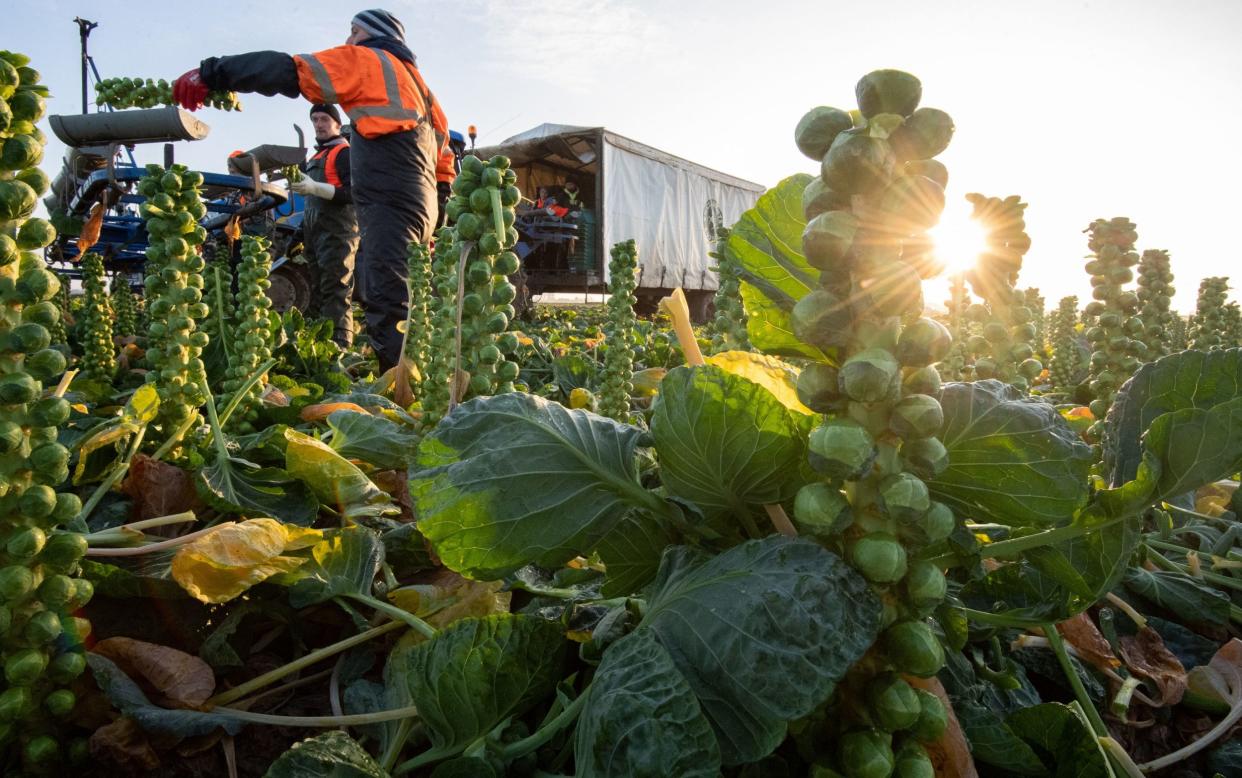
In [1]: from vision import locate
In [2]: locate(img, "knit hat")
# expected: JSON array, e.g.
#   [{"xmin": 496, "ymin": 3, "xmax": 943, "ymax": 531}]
[
  {"xmin": 309, "ymin": 103, "xmax": 342, "ymax": 125},
  {"xmin": 352, "ymin": 9, "xmax": 405, "ymax": 41}
]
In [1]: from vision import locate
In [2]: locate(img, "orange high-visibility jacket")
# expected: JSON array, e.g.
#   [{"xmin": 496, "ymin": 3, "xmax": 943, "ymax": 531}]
[{"xmin": 293, "ymin": 46, "xmax": 453, "ymax": 181}]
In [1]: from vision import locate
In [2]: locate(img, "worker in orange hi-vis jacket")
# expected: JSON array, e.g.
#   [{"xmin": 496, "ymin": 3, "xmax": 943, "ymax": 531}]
[{"xmin": 173, "ymin": 9, "xmax": 456, "ymax": 371}]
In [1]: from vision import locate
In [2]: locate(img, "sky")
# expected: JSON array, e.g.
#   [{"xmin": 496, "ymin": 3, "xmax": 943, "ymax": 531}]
[{"xmin": 12, "ymin": 0, "xmax": 1241, "ymax": 314}]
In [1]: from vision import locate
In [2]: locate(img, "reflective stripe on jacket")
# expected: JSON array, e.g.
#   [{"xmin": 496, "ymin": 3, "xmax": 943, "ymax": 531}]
[{"xmin": 293, "ymin": 46, "xmax": 448, "ymax": 145}]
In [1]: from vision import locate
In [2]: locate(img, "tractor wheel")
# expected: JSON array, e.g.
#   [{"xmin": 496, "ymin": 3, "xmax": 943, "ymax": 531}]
[{"xmin": 268, "ymin": 262, "xmax": 312, "ymax": 313}]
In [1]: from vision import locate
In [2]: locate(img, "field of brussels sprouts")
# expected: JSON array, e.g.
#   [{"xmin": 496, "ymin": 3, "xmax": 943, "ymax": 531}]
[{"xmin": 4, "ymin": 46, "xmax": 1242, "ymax": 778}]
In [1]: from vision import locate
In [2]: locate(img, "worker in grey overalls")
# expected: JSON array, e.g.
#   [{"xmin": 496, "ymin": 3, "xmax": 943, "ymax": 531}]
[{"xmin": 291, "ymin": 103, "xmax": 359, "ymax": 348}]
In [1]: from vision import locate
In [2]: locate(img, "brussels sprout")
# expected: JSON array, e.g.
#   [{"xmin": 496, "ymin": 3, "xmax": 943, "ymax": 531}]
[
  {"xmin": 802, "ymin": 176, "xmax": 852, "ymax": 221},
  {"xmin": 803, "ymin": 211, "xmax": 858, "ymax": 272},
  {"xmin": 878, "ymin": 175, "xmax": 945, "ymax": 233},
  {"xmin": 794, "ymin": 482, "xmax": 853, "ymax": 537},
  {"xmin": 5, "ymin": 648, "xmax": 48, "ymax": 686},
  {"xmin": 867, "ymin": 673, "xmax": 921, "ymax": 732},
  {"xmin": 24, "ymin": 609, "xmax": 62, "ymax": 644},
  {"xmin": 24, "ymin": 734, "xmax": 58, "ymax": 764},
  {"xmin": 889, "ymin": 107, "xmax": 955, "ymax": 162},
  {"xmin": 795, "ymin": 106, "xmax": 854, "ymax": 161},
  {"xmin": 840, "ymin": 348, "xmax": 901, "ymax": 403},
  {"xmin": 896, "ymin": 318, "xmax": 952, "ymax": 367},
  {"xmin": 40, "ymin": 533, "xmax": 87, "ymax": 573},
  {"xmin": 797, "ymin": 363, "xmax": 842, "ymax": 412},
  {"xmin": 0, "ymin": 687, "xmax": 31, "ymax": 721},
  {"xmin": 44, "ymin": 689, "xmax": 75, "ymax": 718},
  {"xmin": 838, "ymin": 728, "xmax": 895, "ymax": 778},
  {"xmin": 883, "ymin": 620, "xmax": 945, "ymax": 677},
  {"xmin": 889, "ymin": 394, "xmax": 943, "ymax": 440},
  {"xmin": 902, "ymin": 365, "xmax": 941, "ymax": 397},
  {"xmin": 849, "ymin": 532, "xmax": 908, "ymax": 583},
  {"xmin": 855, "ymin": 69, "xmax": 922, "ymax": 118},
  {"xmin": 47, "ymin": 651, "xmax": 86, "ymax": 683},
  {"xmin": 6, "ymin": 526, "xmax": 45, "ymax": 558},
  {"xmin": 808, "ymin": 418, "xmax": 877, "ymax": 480},
  {"xmin": 821, "ymin": 131, "xmax": 896, "ymax": 196},
  {"xmin": 878, "ymin": 472, "xmax": 930, "ymax": 523},
  {"xmin": 0, "ymin": 566, "xmax": 35, "ymax": 601},
  {"xmin": 792, "ymin": 289, "xmax": 853, "ymax": 351},
  {"xmin": 909, "ymin": 689, "xmax": 948, "ymax": 742},
  {"xmin": 900, "ymin": 436, "xmax": 949, "ymax": 479},
  {"xmin": 903, "ymin": 560, "xmax": 947, "ymax": 612},
  {"xmin": 893, "ymin": 741, "xmax": 935, "ymax": 778}
]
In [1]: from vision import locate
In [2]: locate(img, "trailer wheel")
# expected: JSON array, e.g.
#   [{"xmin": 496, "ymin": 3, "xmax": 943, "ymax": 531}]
[
  {"xmin": 684, "ymin": 290, "xmax": 714, "ymax": 324},
  {"xmin": 268, "ymin": 262, "xmax": 312, "ymax": 313}
]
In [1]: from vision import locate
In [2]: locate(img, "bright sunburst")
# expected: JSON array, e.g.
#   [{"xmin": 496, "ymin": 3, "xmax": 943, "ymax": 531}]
[{"xmin": 928, "ymin": 198, "xmax": 989, "ymax": 275}]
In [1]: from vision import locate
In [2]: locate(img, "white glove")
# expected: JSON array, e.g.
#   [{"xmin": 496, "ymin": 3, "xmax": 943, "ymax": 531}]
[{"xmin": 291, "ymin": 177, "xmax": 335, "ymax": 200}]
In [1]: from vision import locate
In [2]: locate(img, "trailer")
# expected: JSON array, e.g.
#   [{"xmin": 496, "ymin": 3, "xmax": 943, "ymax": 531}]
[{"xmin": 472, "ymin": 124, "xmax": 764, "ymax": 319}]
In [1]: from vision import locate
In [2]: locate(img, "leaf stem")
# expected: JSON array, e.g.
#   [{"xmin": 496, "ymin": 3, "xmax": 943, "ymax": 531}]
[
  {"xmin": 212, "ymin": 704, "xmax": 419, "ymax": 727},
  {"xmin": 75, "ymin": 426, "xmax": 147, "ymax": 525},
  {"xmin": 208, "ymin": 620, "xmax": 405, "ymax": 707},
  {"xmin": 1043, "ymin": 623, "xmax": 1110, "ymax": 737},
  {"xmin": 340, "ymin": 592, "xmax": 437, "ymax": 640},
  {"xmin": 1138, "ymin": 693, "xmax": 1242, "ymax": 772},
  {"xmin": 499, "ymin": 689, "xmax": 588, "ymax": 761},
  {"xmin": 1147, "ymin": 547, "xmax": 1242, "ymax": 592},
  {"xmin": 85, "ymin": 523, "xmax": 217, "ymax": 557}
]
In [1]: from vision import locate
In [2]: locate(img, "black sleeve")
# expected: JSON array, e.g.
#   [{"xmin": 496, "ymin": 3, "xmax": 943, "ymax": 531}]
[
  {"xmin": 330, "ymin": 145, "xmax": 352, "ymax": 205},
  {"xmin": 200, "ymin": 51, "xmax": 300, "ymax": 98}
]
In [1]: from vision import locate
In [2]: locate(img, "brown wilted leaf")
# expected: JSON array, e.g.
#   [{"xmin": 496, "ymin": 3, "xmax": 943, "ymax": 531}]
[
  {"xmin": 224, "ymin": 214, "xmax": 241, "ymax": 246},
  {"xmin": 905, "ymin": 676, "xmax": 978, "ymax": 778},
  {"xmin": 93, "ymin": 637, "xmax": 216, "ymax": 708},
  {"xmin": 121, "ymin": 454, "xmax": 205, "ymax": 521},
  {"xmin": 1058, "ymin": 612, "xmax": 1123, "ymax": 674},
  {"xmin": 260, "ymin": 384, "xmax": 290, "ymax": 407},
  {"xmin": 373, "ymin": 469, "xmax": 414, "ymax": 522},
  {"xmin": 90, "ymin": 716, "xmax": 161, "ymax": 772},
  {"xmin": 1186, "ymin": 637, "xmax": 1242, "ymax": 708},
  {"xmin": 1118, "ymin": 627, "xmax": 1187, "ymax": 707},
  {"xmin": 77, "ymin": 201, "xmax": 106, "ymax": 256},
  {"xmin": 299, "ymin": 401, "xmax": 370, "ymax": 423}
]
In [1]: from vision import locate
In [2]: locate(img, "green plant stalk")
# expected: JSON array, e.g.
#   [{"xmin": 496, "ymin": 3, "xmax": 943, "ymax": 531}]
[
  {"xmin": 211, "ymin": 264, "xmax": 233, "ymax": 363},
  {"xmin": 208, "ymin": 620, "xmax": 406, "ymax": 706},
  {"xmin": 599, "ymin": 240, "xmax": 638, "ymax": 421},
  {"xmin": 80, "ymin": 252, "xmax": 117, "ymax": 380},
  {"xmin": 499, "ymin": 690, "xmax": 589, "ymax": 761},
  {"xmin": 211, "ymin": 704, "xmax": 419, "ymax": 727},
  {"xmin": 83, "ymin": 511, "xmax": 196, "ymax": 546},
  {"xmin": 75, "ymin": 426, "xmax": 148, "ymax": 525},
  {"xmin": 338, "ymin": 592, "xmax": 437, "ymax": 640},
  {"xmin": 1043, "ymin": 623, "xmax": 1110, "ymax": 737}
]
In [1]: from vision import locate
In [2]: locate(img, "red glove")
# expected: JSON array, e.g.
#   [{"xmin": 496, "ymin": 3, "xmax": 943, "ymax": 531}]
[{"xmin": 172, "ymin": 69, "xmax": 209, "ymax": 110}]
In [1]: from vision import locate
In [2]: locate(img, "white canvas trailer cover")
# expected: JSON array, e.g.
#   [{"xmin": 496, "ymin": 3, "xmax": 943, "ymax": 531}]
[{"xmin": 473, "ymin": 123, "xmax": 764, "ymax": 291}]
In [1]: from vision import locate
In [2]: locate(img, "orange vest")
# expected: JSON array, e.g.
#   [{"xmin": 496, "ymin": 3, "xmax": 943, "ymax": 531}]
[
  {"xmin": 310, "ymin": 141, "xmax": 348, "ymax": 187},
  {"xmin": 293, "ymin": 45, "xmax": 450, "ymax": 162},
  {"xmin": 436, "ymin": 147, "xmax": 456, "ymax": 184}
]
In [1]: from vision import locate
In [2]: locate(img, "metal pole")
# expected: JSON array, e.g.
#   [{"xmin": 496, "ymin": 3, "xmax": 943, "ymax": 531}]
[{"xmin": 74, "ymin": 17, "xmax": 98, "ymax": 115}]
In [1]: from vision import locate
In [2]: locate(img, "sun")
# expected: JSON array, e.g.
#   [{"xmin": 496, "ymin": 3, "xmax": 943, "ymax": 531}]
[{"xmin": 928, "ymin": 198, "xmax": 989, "ymax": 275}]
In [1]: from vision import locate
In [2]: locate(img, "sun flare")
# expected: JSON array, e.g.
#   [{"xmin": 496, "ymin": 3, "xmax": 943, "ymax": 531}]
[{"xmin": 929, "ymin": 199, "xmax": 989, "ymax": 275}]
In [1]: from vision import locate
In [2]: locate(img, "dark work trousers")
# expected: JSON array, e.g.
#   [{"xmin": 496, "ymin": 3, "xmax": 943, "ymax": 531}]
[
  {"xmin": 302, "ymin": 153, "xmax": 359, "ymax": 349},
  {"xmin": 350, "ymin": 123, "xmax": 439, "ymax": 372}
]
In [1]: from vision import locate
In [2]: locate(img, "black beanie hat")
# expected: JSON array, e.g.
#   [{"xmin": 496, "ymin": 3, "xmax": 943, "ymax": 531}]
[{"xmin": 310, "ymin": 103, "xmax": 342, "ymax": 125}]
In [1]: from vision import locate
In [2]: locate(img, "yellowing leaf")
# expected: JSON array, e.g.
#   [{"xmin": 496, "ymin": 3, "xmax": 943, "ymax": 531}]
[
  {"xmin": 299, "ymin": 402, "xmax": 371, "ymax": 423},
  {"xmin": 73, "ymin": 384, "xmax": 162, "ymax": 483},
  {"xmin": 394, "ymin": 572, "xmax": 511, "ymax": 650},
  {"xmin": 706, "ymin": 350, "xmax": 813, "ymax": 415},
  {"xmin": 1196, "ymin": 480, "xmax": 1239, "ymax": 517},
  {"xmin": 171, "ymin": 518, "xmax": 320, "ymax": 604},
  {"xmin": 285, "ymin": 428, "xmax": 397, "ymax": 519},
  {"xmin": 630, "ymin": 367, "xmax": 667, "ymax": 396}
]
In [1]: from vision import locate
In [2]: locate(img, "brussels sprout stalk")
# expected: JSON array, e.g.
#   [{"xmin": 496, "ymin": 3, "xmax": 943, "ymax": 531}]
[
  {"xmin": 0, "ymin": 52, "xmax": 92, "ymax": 768},
  {"xmin": 599, "ymin": 240, "xmax": 638, "ymax": 421},
  {"xmin": 962, "ymin": 194, "xmax": 1041, "ymax": 393},
  {"xmin": 1080, "ymin": 218, "xmax": 1145, "ymax": 442},
  {"xmin": 1048, "ymin": 296, "xmax": 1080, "ymax": 396}
]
